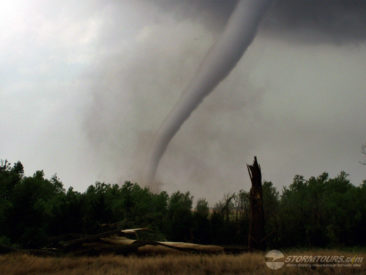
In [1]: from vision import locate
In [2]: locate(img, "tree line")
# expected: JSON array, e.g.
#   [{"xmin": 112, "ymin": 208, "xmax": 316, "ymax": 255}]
[{"xmin": 0, "ymin": 160, "xmax": 365, "ymax": 249}]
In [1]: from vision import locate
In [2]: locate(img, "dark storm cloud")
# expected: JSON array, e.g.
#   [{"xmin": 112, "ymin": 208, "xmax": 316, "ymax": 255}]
[
  {"xmin": 147, "ymin": 0, "xmax": 237, "ymax": 30},
  {"xmin": 266, "ymin": 0, "xmax": 366, "ymax": 43},
  {"xmin": 148, "ymin": 0, "xmax": 366, "ymax": 43}
]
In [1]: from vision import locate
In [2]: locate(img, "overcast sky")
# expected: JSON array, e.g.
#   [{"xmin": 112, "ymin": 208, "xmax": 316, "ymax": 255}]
[{"xmin": 1, "ymin": 0, "xmax": 366, "ymax": 204}]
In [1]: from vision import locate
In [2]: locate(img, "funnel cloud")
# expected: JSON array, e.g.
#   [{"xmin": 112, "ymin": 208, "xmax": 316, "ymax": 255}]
[{"xmin": 147, "ymin": 0, "xmax": 272, "ymax": 189}]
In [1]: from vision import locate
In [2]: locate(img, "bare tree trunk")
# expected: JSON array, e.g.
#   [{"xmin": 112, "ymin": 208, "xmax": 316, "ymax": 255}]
[{"xmin": 247, "ymin": 156, "xmax": 265, "ymax": 251}]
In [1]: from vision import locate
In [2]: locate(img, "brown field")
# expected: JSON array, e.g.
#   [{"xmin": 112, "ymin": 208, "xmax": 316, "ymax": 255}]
[{"xmin": 0, "ymin": 250, "xmax": 364, "ymax": 275}]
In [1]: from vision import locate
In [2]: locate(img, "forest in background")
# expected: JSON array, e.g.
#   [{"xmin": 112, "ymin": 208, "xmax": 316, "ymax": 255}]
[{"xmin": 0, "ymin": 160, "xmax": 365, "ymax": 249}]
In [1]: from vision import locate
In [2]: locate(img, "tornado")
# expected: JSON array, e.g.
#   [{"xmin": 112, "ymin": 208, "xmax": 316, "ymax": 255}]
[{"xmin": 147, "ymin": 0, "xmax": 272, "ymax": 188}]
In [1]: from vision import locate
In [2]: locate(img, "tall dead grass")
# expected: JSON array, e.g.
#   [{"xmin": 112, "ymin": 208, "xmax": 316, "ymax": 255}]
[{"xmin": 0, "ymin": 250, "xmax": 364, "ymax": 275}]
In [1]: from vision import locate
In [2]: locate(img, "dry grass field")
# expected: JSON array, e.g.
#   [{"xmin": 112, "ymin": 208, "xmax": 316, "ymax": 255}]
[{"xmin": 0, "ymin": 250, "xmax": 364, "ymax": 275}]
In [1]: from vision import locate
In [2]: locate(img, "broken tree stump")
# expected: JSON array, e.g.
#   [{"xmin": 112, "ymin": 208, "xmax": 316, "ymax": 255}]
[{"xmin": 247, "ymin": 156, "xmax": 265, "ymax": 251}]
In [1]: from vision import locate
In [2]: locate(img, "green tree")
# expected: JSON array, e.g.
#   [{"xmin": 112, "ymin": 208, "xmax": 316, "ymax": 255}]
[
  {"xmin": 166, "ymin": 191, "xmax": 193, "ymax": 241},
  {"xmin": 192, "ymin": 199, "xmax": 210, "ymax": 243},
  {"xmin": 7, "ymin": 170, "xmax": 65, "ymax": 247},
  {"xmin": 262, "ymin": 181, "xmax": 280, "ymax": 247}
]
